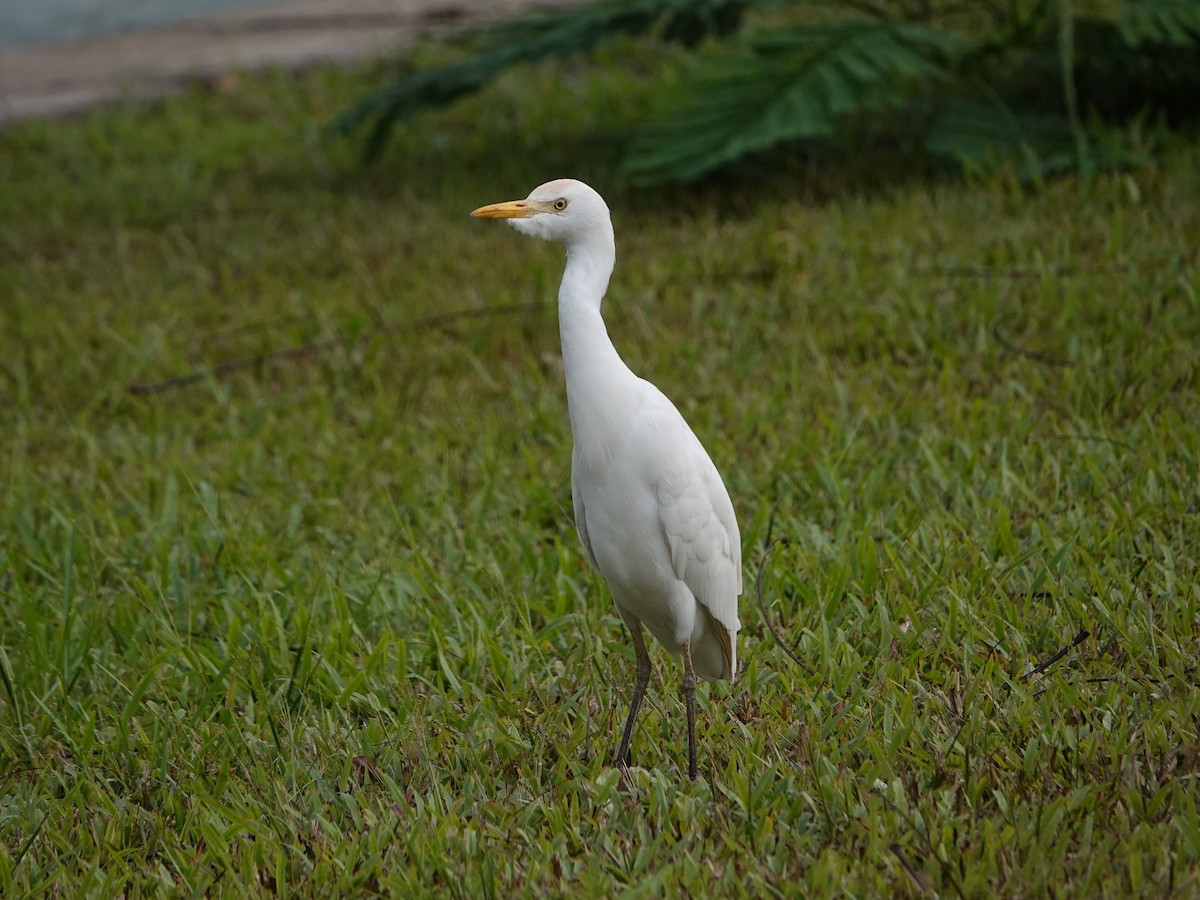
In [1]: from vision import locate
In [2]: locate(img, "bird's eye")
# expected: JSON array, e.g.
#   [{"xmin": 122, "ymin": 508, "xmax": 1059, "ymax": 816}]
[{"xmin": 553, "ymin": 199, "xmax": 569, "ymax": 211}]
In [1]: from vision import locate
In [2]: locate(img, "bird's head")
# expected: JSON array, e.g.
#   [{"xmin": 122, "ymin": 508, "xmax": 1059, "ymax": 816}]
[{"xmin": 471, "ymin": 178, "xmax": 612, "ymax": 247}]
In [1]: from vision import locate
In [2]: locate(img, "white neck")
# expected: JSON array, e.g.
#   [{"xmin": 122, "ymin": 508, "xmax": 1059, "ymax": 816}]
[{"xmin": 556, "ymin": 227, "xmax": 641, "ymax": 449}]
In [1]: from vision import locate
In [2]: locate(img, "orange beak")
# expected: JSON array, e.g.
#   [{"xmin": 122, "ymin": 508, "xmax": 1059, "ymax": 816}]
[{"xmin": 471, "ymin": 199, "xmax": 540, "ymax": 219}]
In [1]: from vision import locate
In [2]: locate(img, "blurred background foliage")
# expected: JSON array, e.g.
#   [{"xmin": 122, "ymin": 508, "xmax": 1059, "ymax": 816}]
[{"xmin": 334, "ymin": 0, "xmax": 1200, "ymax": 183}]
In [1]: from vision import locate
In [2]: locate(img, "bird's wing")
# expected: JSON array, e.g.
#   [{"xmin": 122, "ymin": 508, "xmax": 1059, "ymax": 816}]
[
  {"xmin": 654, "ymin": 434, "xmax": 743, "ymax": 640},
  {"xmin": 571, "ymin": 470, "xmax": 600, "ymax": 570}
]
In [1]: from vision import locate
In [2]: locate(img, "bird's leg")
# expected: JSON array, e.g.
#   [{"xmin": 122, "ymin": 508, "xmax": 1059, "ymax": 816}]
[
  {"xmin": 615, "ymin": 625, "xmax": 652, "ymax": 771},
  {"xmin": 682, "ymin": 641, "xmax": 697, "ymax": 780}
]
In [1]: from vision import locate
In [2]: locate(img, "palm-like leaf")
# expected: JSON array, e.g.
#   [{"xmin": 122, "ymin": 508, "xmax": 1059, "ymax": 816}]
[
  {"xmin": 623, "ymin": 21, "xmax": 970, "ymax": 182},
  {"xmin": 1118, "ymin": 0, "xmax": 1200, "ymax": 46},
  {"xmin": 922, "ymin": 96, "xmax": 1079, "ymax": 175},
  {"xmin": 334, "ymin": 0, "xmax": 1200, "ymax": 181},
  {"xmin": 331, "ymin": 0, "xmax": 763, "ymax": 160}
]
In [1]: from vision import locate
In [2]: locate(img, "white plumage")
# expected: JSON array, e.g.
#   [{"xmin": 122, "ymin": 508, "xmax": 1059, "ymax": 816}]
[{"xmin": 472, "ymin": 178, "xmax": 741, "ymax": 779}]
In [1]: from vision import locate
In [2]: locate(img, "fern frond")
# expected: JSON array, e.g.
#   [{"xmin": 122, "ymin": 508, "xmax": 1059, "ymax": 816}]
[
  {"xmin": 624, "ymin": 20, "xmax": 970, "ymax": 183},
  {"xmin": 335, "ymin": 0, "xmax": 1199, "ymax": 181},
  {"xmin": 924, "ymin": 97, "xmax": 1072, "ymax": 169},
  {"xmin": 331, "ymin": 0, "xmax": 767, "ymax": 160},
  {"xmin": 1118, "ymin": 0, "xmax": 1200, "ymax": 47},
  {"xmin": 923, "ymin": 96, "xmax": 1141, "ymax": 181}
]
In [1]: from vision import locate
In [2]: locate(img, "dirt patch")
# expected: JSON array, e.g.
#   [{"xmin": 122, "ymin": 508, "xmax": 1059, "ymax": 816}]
[{"xmin": 0, "ymin": 0, "xmax": 571, "ymax": 123}]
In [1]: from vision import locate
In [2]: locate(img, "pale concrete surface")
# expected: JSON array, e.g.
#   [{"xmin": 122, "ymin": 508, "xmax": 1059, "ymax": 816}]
[{"xmin": 0, "ymin": 0, "xmax": 563, "ymax": 123}]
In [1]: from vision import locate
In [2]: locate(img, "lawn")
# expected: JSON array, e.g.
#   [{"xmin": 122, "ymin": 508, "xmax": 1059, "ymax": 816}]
[{"xmin": 1, "ymin": 43, "xmax": 1198, "ymax": 897}]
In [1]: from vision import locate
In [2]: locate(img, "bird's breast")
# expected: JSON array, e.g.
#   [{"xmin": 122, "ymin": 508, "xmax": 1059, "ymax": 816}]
[{"xmin": 571, "ymin": 406, "xmax": 675, "ymax": 588}]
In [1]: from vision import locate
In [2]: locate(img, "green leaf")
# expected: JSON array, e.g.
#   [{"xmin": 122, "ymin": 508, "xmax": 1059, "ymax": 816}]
[
  {"xmin": 923, "ymin": 96, "xmax": 1142, "ymax": 181},
  {"xmin": 624, "ymin": 21, "xmax": 971, "ymax": 183},
  {"xmin": 923, "ymin": 96, "xmax": 1073, "ymax": 170},
  {"xmin": 1118, "ymin": 0, "xmax": 1200, "ymax": 47},
  {"xmin": 330, "ymin": 0, "xmax": 765, "ymax": 160}
]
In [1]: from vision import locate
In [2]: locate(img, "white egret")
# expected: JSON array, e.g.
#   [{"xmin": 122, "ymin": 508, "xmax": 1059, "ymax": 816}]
[{"xmin": 472, "ymin": 179, "xmax": 741, "ymax": 780}]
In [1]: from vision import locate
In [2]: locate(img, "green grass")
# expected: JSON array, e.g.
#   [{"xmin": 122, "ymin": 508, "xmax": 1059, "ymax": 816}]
[{"xmin": 1, "ymin": 44, "xmax": 1199, "ymax": 897}]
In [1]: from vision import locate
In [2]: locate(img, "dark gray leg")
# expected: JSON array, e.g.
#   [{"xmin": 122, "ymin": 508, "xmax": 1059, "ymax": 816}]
[
  {"xmin": 683, "ymin": 641, "xmax": 697, "ymax": 780},
  {"xmin": 615, "ymin": 625, "xmax": 652, "ymax": 770}
]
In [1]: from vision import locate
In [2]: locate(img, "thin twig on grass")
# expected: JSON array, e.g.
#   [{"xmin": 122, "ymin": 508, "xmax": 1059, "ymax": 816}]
[
  {"xmin": 991, "ymin": 316, "xmax": 1072, "ymax": 367},
  {"xmin": 1082, "ymin": 670, "xmax": 1199, "ymax": 686},
  {"xmin": 128, "ymin": 301, "xmax": 543, "ymax": 396},
  {"xmin": 1025, "ymin": 629, "xmax": 1090, "ymax": 679},
  {"xmin": 918, "ymin": 250, "xmax": 1196, "ymax": 280},
  {"xmin": 926, "ymin": 264, "xmax": 1091, "ymax": 279},
  {"xmin": 756, "ymin": 538, "xmax": 819, "ymax": 678},
  {"xmin": 186, "ymin": 312, "xmax": 314, "ymax": 360}
]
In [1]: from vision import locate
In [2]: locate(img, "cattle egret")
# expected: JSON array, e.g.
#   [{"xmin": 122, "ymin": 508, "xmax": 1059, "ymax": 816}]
[{"xmin": 472, "ymin": 179, "xmax": 741, "ymax": 780}]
